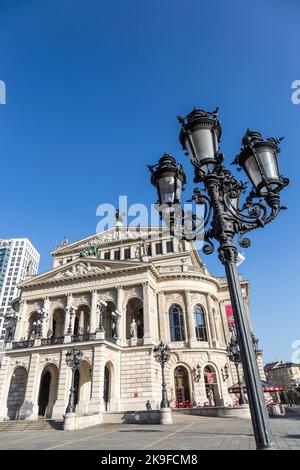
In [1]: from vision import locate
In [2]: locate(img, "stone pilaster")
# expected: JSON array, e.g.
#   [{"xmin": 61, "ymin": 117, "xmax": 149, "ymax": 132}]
[
  {"xmin": 157, "ymin": 292, "xmax": 166, "ymax": 342},
  {"xmin": 89, "ymin": 290, "xmax": 98, "ymax": 333},
  {"xmin": 0, "ymin": 355, "xmax": 10, "ymax": 420},
  {"xmin": 41, "ymin": 297, "xmax": 50, "ymax": 338},
  {"xmin": 14, "ymin": 300, "xmax": 27, "ymax": 341},
  {"xmin": 206, "ymin": 294, "xmax": 218, "ymax": 348},
  {"xmin": 64, "ymin": 293, "xmax": 74, "ymax": 335},
  {"xmin": 142, "ymin": 282, "xmax": 153, "ymax": 345},
  {"xmin": 116, "ymin": 286, "xmax": 124, "ymax": 345},
  {"xmin": 19, "ymin": 352, "xmax": 40, "ymax": 420},
  {"xmin": 88, "ymin": 344, "xmax": 106, "ymax": 414},
  {"xmin": 52, "ymin": 350, "xmax": 70, "ymax": 418},
  {"xmin": 184, "ymin": 290, "xmax": 197, "ymax": 347}
]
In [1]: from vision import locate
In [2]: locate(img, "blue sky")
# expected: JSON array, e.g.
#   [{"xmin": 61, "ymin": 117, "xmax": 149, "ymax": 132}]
[{"xmin": 0, "ymin": 0, "xmax": 299, "ymax": 363}]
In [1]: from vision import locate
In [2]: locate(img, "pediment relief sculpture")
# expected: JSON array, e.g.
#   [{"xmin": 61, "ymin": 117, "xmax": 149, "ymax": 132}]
[{"xmin": 54, "ymin": 262, "xmax": 111, "ymax": 279}]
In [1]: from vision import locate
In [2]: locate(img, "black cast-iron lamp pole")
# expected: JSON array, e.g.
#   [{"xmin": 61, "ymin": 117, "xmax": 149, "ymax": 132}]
[
  {"xmin": 65, "ymin": 347, "xmax": 84, "ymax": 414},
  {"xmin": 153, "ymin": 341, "xmax": 171, "ymax": 408},
  {"xmin": 148, "ymin": 107, "xmax": 289, "ymax": 450}
]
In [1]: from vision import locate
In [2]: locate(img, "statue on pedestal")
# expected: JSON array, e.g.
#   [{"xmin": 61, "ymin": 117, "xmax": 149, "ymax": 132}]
[{"xmin": 130, "ymin": 318, "xmax": 137, "ymax": 339}]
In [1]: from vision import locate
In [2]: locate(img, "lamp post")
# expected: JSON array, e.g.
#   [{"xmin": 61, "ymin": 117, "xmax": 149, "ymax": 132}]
[
  {"xmin": 192, "ymin": 363, "xmax": 202, "ymax": 383},
  {"xmin": 153, "ymin": 341, "xmax": 171, "ymax": 408},
  {"xmin": 221, "ymin": 364, "xmax": 229, "ymax": 382},
  {"xmin": 66, "ymin": 303, "xmax": 77, "ymax": 335},
  {"xmin": 227, "ymin": 334, "xmax": 247, "ymax": 405},
  {"xmin": 65, "ymin": 347, "xmax": 83, "ymax": 414},
  {"xmin": 4, "ymin": 310, "xmax": 19, "ymax": 341},
  {"xmin": 96, "ymin": 300, "xmax": 107, "ymax": 332},
  {"xmin": 33, "ymin": 307, "xmax": 48, "ymax": 338},
  {"xmin": 148, "ymin": 107, "xmax": 289, "ymax": 449}
]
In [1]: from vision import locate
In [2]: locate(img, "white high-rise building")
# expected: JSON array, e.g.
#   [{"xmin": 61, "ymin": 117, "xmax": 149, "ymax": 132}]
[{"xmin": 0, "ymin": 238, "xmax": 40, "ymax": 340}]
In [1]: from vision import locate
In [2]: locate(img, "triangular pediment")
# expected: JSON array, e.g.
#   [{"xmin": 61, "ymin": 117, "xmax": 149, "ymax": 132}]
[{"xmin": 19, "ymin": 257, "xmax": 150, "ymax": 287}]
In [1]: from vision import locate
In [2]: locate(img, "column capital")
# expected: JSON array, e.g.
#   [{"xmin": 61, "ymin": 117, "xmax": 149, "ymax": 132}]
[{"xmin": 184, "ymin": 289, "xmax": 192, "ymax": 297}]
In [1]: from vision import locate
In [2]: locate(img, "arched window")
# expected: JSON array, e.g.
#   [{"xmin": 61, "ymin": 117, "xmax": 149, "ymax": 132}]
[
  {"xmin": 169, "ymin": 304, "xmax": 185, "ymax": 342},
  {"xmin": 194, "ymin": 305, "xmax": 208, "ymax": 341}
]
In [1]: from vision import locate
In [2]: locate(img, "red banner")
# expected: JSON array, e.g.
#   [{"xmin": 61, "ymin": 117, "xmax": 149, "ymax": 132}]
[{"xmin": 225, "ymin": 305, "xmax": 235, "ymax": 325}]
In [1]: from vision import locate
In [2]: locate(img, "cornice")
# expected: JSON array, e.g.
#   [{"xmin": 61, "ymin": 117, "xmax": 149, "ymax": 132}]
[{"xmin": 21, "ymin": 263, "xmax": 159, "ymax": 291}]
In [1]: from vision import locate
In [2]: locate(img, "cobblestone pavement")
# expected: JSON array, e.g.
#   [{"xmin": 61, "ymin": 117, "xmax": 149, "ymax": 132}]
[{"xmin": 0, "ymin": 413, "xmax": 299, "ymax": 450}]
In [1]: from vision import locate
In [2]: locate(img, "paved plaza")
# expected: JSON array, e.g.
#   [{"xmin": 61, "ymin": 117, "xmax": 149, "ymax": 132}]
[{"xmin": 0, "ymin": 412, "xmax": 299, "ymax": 450}]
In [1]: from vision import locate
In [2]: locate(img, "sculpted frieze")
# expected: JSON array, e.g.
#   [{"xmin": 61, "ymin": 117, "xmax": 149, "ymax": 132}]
[{"xmin": 54, "ymin": 262, "xmax": 111, "ymax": 279}]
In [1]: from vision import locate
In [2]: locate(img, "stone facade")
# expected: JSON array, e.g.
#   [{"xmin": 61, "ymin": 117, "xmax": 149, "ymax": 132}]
[{"xmin": 0, "ymin": 226, "xmax": 264, "ymax": 421}]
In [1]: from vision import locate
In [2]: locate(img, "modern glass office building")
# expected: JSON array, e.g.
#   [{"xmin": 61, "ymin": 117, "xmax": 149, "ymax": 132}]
[{"xmin": 0, "ymin": 239, "xmax": 40, "ymax": 341}]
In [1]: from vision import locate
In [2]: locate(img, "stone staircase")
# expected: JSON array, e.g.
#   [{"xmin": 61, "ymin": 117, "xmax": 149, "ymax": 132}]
[{"xmin": 0, "ymin": 418, "xmax": 64, "ymax": 432}]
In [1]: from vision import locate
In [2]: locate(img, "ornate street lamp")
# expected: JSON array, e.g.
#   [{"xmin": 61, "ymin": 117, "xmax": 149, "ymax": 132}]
[
  {"xmin": 96, "ymin": 300, "xmax": 107, "ymax": 332},
  {"xmin": 4, "ymin": 310, "xmax": 19, "ymax": 341},
  {"xmin": 221, "ymin": 364, "xmax": 229, "ymax": 382},
  {"xmin": 149, "ymin": 153, "xmax": 186, "ymax": 206},
  {"xmin": 32, "ymin": 307, "xmax": 48, "ymax": 338},
  {"xmin": 235, "ymin": 130, "xmax": 288, "ymax": 198},
  {"xmin": 149, "ymin": 106, "xmax": 289, "ymax": 449},
  {"xmin": 192, "ymin": 363, "xmax": 202, "ymax": 383},
  {"xmin": 153, "ymin": 341, "xmax": 171, "ymax": 408},
  {"xmin": 66, "ymin": 303, "xmax": 77, "ymax": 335},
  {"xmin": 227, "ymin": 335, "xmax": 247, "ymax": 405},
  {"xmin": 251, "ymin": 333, "xmax": 259, "ymax": 354},
  {"xmin": 65, "ymin": 347, "xmax": 83, "ymax": 414}
]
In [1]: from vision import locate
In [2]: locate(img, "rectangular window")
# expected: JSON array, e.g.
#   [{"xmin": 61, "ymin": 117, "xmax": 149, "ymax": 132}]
[
  {"xmin": 147, "ymin": 244, "xmax": 152, "ymax": 256},
  {"xmin": 104, "ymin": 251, "xmax": 110, "ymax": 260},
  {"xmin": 155, "ymin": 242, "xmax": 162, "ymax": 255},
  {"xmin": 114, "ymin": 250, "xmax": 120, "ymax": 260},
  {"xmin": 166, "ymin": 241, "xmax": 174, "ymax": 253},
  {"xmin": 124, "ymin": 248, "xmax": 131, "ymax": 259}
]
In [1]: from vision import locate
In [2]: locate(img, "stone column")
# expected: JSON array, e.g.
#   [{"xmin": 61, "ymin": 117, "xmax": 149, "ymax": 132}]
[
  {"xmin": 0, "ymin": 355, "xmax": 10, "ymax": 420},
  {"xmin": 52, "ymin": 350, "xmax": 70, "ymax": 418},
  {"xmin": 88, "ymin": 344, "xmax": 107, "ymax": 414},
  {"xmin": 219, "ymin": 301, "xmax": 230, "ymax": 345},
  {"xmin": 14, "ymin": 300, "xmax": 28, "ymax": 341},
  {"xmin": 217, "ymin": 301, "xmax": 228, "ymax": 346},
  {"xmin": 116, "ymin": 286, "xmax": 124, "ymax": 345},
  {"xmin": 157, "ymin": 292, "xmax": 166, "ymax": 342},
  {"xmin": 142, "ymin": 282, "xmax": 152, "ymax": 345},
  {"xmin": 78, "ymin": 309, "xmax": 84, "ymax": 334},
  {"xmin": 89, "ymin": 290, "xmax": 98, "ymax": 333},
  {"xmin": 41, "ymin": 297, "xmax": 50, "ymax": 338},
  {"xmin": 184, "ymin": 290, "xmax": 197, "ymax": 347},
  {"xmin": 205, "ymin": 294, "xmax": 218, "ymax": 348},
  {"xmin": 19, "ymin": 352, "xmax": 40, "ymax": 420}
]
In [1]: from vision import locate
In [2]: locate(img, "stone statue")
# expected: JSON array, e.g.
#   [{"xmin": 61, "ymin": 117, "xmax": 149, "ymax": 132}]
[
  {"xmin": 26, "ymin": 260, "xmax": 33, "ymax": 277},
  {"xmin": 130, "ymin": 318, "xmax": 137, "ymax": 338},
  {"xmin": 207, "ymin": 386, "xmax": 215, "ymax": 407}
]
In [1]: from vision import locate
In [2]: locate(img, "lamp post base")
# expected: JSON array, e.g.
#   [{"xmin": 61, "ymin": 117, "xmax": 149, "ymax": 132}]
[{"xmin": 160, "ymin": 407, "xmax": 172, "ymax": 425}]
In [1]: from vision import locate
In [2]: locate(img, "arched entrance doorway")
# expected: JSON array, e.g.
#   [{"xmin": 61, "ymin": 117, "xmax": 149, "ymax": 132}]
[
  {"xmin": 174, "ymin": 366, "xmax": 191, "ymax": 406},
  {"xmin": 204, "ymin": 365, "xmax": 220, "ymax": 406},
  {"xmin": 37, "ymin": 364, "xmax": 59, "ymax": 418},
  {"xmin": 104, "ymin": 366, "xmax": 110, "ymax": 411},
  {"xmin": 38, "ymin": 371, "xmax": 51, "ymax": 416},
  {"xmin": 6, "ymin": 366, "xmax": 28, "ymax": 420}
]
